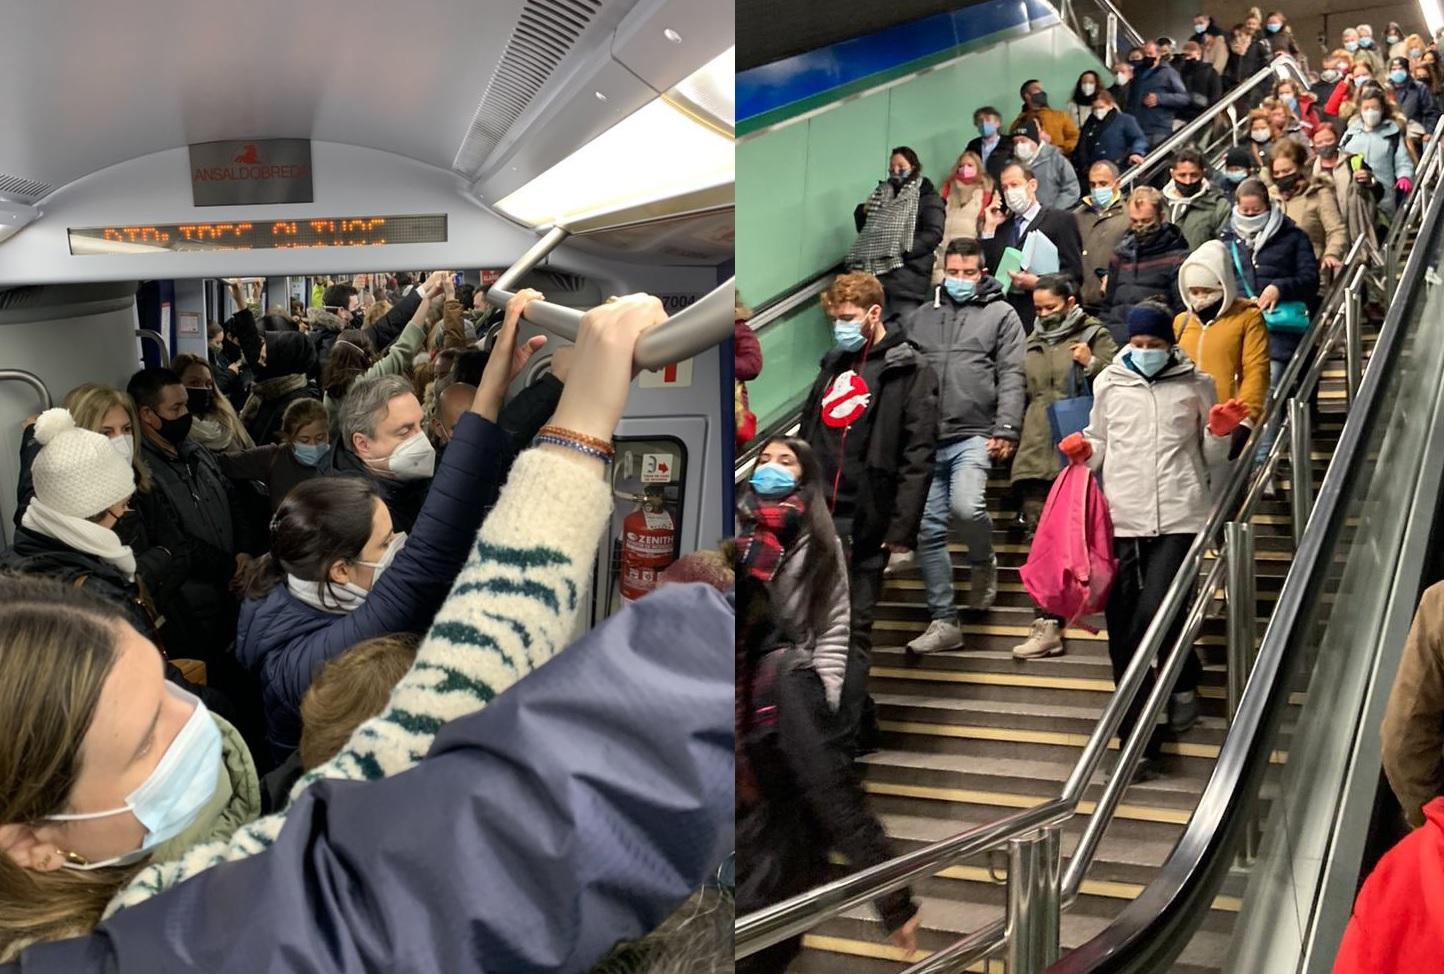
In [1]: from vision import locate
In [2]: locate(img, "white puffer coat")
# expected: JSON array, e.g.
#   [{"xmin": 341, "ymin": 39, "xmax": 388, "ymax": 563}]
[{"xmin": 1082, "ymin": 354, "xmax": 1231, "ymax": 538}]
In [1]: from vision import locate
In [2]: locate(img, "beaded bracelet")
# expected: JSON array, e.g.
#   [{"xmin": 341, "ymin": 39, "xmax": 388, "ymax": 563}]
[
  {"xmin": 534, "ymin": 433, "xmax": 612, "ymax": 463},
  {"xmin": 537, "ymin": 424, "xmax": 615, "ymax": 457}
]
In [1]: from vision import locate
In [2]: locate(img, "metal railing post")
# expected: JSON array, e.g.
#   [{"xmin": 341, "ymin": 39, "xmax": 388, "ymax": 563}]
[
  {"xmin": 1225, "ymin": 521, "xmax": 1261, "ymax": 865},
  {"xmin": 1006, "ymin": 827, "xmax": 1061, "ymax": 974},
  {"xmin": 1345, "ymin": 279, "xmax": 1364, "ymax": 405},
  {"xmin": 1105, "ymin": 12, "xmax": 1118, "ymax": 67},
  {"xmin": 1289, "ymin": 399, "xmax": 1313, "ymax": 544}
]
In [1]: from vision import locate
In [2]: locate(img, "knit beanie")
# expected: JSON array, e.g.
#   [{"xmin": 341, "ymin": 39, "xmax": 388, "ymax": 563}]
[
  {"xmin": 1225, "ymin": 146, "xmax": 1254, "ymax": 170},
  {"xmin": 1126, "ymin": 303, "xmax": 1176, "ymax": 345},
  {"xmin": 1010, "ymin": 120, "xmax": 1042, "ymax": 145},
  {"xmin": 31, "ymin": 408, "xmax": 135, "ymax": 518}
]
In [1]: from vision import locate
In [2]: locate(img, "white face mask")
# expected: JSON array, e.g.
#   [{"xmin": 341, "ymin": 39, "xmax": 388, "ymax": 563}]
[
  {"xmin": 109, "ymin": 434, "xmax": 134, "ymax": 465},
  {"xmin": 1004, "ymin": 187, "xmax": 1032, "ymax": 213},
  {"xmin": 1081, "ymin": 81, "xmax": 1097, "ymax": 96},
  {"xmin": 353, "ymin": 531, "xmax": 407, "ymax": 588},
  {"xmin": 1094, "ymin": 106, "xmax": 1111, "ymax": 120},
  {"xmin": 1014, "ymin": 141, "xmax": 1038, "ymax": 161},
  {"xmin": 1251, "ymin": 128, "xmax": 1271, "ymax": 142},
  {"xmin": 369, "ymin": 431, "xmax": 436, "ymax": 481},
  {"xmin": 1361, "ymin": 108, "xmax": 1383, "ymax": 129}
]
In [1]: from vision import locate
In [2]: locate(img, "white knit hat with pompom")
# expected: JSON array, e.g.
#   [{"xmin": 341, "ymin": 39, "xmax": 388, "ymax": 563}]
[{"xmin": 31, "ymin": 408, "xmax": 136, "ymax": 518}]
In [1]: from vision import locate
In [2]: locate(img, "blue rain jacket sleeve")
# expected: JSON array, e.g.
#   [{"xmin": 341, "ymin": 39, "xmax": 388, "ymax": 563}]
[{"xmin": 5, "ymin": 583, "xmax": 734, "ymax": 974}]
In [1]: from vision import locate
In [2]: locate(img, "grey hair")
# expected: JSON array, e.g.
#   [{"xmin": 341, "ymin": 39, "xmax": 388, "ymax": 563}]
[
  {"xmin": 339, "ymin": 374, "xmax": 415, "ymax": 448},
  {"xmin": 587, "ymin": 886, "xmax": 734, "ymax": 974}
]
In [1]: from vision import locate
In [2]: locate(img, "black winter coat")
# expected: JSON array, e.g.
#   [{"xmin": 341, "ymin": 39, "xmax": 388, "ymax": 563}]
[
  {"xmin": 853, "ymin": 176, "xmax": 947, "ymax": 308},
  {"xmin": 1101, "ymin": 223, "xmax": 1192, "ymax": 339},
  {"xmin": 1176, "ymin": 59, "xmax": 1223, "ymax": 121},
  {"xmin": 966, "ymin": 135, "xmax": 1015, "ymax": 184},
  {"xmin": 1224, "ymin": 40, "xmax": 1271, "ymax": 104},
  {"xmin": 799, "ymin": 325, "xmax": 938, "ymax": 555},
  {"xmin": 1220, "ymin": 216, "xmax": 1321, "ymax": 362},
  {"xmin": 980, "ymin": 206, "xmax": 1086, "ymax": 333},
  {"xmin": 1392, "ymin": 78, "xmax": 1441, "ymax": 131}
]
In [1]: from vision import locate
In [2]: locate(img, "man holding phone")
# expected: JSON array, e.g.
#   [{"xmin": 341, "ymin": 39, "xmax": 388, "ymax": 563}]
[{"xmin": 979, "ymin": 161, "xmax": 1084, "ymax": 333}]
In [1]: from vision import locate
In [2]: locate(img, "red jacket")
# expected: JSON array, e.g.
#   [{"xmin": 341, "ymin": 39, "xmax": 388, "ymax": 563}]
[
  {"xmin": 735, "ymin": 317, "xmax": 763, "ymax": 380},
  {"xmin": 1335, "ymin": 797, "xmax": 1444, "ymax": 971}
]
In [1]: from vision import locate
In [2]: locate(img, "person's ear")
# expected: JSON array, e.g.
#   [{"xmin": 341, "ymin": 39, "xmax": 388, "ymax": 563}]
[
  {"xmin": 139, "ymin": 406, "xmax": 160, "ymax": 431},
  {"xmin": 351, "ymin": 432, "xmax": 373, "ymax": 459},
  {"xmin": 0, "ymin": 823, "xmax": 62, "ymax": 872},
  {"xmin": 326, "ymin": 558, "xmax": 352, "ymax": 587}
]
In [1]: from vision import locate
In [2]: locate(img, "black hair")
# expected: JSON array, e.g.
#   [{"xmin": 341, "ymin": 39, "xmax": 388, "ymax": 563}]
[
  {"xmin": 1035, "ymin": 273, "xmax": 1080, "ymax": 303},
  {"xmin": 394, "ymin": 273, "xmax": 415, "ymax": 289},
  {"xmin": 1072, "ymin": 71, "xmax": 1102, "ymax": 104},
  {"xmin": 241, "ymin": 477, "xmax": 380, "ymax": 600},
  {"xmin": 126, "ymin": 367, "xmax": 182, "ymax": 412},
  {"xmin": 889, "ymin": 146, "xmax": 922, "ymax": 180},
  {"xmin": 456, "ymin": 284, "xmax": 476, "ymax": 310},
  {"xmin": 757, "ymin": 436, "xmax": 843, "ymax": 643},
  {"xmin": 322, "ymin": 283, "xmax": 359, "ymax": 310},
  {"xmin": 1172, "ymin": 145, "xmax": 1207, "ymax": 169},
  {"xmin": 1019, "ymin": 79, "xmax": 1041, "ymax": 98},
  {"xmin": 321, "ymin": 329, "xmax": 377, "ymax": 401},
  {"xmin": 944, "ymin": 237, "xmax": 985, "ymax": 262},
  {"xmin": 262, "ymin": 313, "xmax": 297, "ymax": 333},
  {"xmin": 452, "ymin": 349, "xmax": 491, "ymax": 388}
]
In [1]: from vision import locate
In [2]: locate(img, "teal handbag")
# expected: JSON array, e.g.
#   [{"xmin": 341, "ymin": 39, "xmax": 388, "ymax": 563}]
[{"xmin": 1230, "ymin": 241, "xmax": 1311, "ymax": 334}]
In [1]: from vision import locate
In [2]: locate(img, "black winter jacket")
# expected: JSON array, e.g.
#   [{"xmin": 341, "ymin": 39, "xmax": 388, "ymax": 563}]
[
  {"xmin": 853, "ymin": 176, "xmax": 947, "ymax": 308},
  {"xmin": 1101, "ymin": 222, "xmax": 1192, "ymax": 339},
  {"xmin": 1176, "ymin": 58, "xmax": 1223, "ymax": 121},
  {"xmin": 799, "ymin": 325, "xmax": 938, "ymax": 554},
  {"xmin": 1220, "ymin": 215, "xmax": 1321, "ymax": 362}
]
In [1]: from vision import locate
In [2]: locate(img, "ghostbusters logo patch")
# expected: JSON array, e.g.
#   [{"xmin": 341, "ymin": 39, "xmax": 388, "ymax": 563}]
[{"xmin": 822, "ymin": 370, "xmax": 871, "ymax": 428}]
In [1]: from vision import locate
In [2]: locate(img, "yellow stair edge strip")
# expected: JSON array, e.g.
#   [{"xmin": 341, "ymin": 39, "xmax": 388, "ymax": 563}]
[
  {"xmin": 800, "ymin": 935, "xmax": 1006, "ymax": 971},
  {"xmin": 876, "ymin": 719, "xmax": 1288, "ymax": 764},
  {"xmin": 870, "ymin": 666, "xmax": 1115, "ymax": 692},
  {"xmin": 861, "ymin": 780, "xmax": 1191, "ymax": 825}
]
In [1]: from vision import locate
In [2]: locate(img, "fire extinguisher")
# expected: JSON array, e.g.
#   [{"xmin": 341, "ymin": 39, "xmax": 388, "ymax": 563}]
[{"xmin": 618, "ymin": 486, "xmax": 676, "ymax": 602}]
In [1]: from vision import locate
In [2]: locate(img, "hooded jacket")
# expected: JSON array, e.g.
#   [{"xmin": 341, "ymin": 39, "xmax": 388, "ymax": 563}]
[
  {"xmin": 798, "ymin": 323, "xmax": 939, "ymax": 553},
  {"xmin": 241, "ymin": 413, "xmax": 510, "ymax": 758},
  {"xmin": 1219, "ymin": 209, "xmax": 1320, "ymax": 362},
  {"xmin": 1022, "ymin": 142, "xmax": 1080, "ymax": 211},
  {"xmin": 1076, "ymin": 107, "xmax": 1149, "ymax": 170},
  {"xmin": 852, "ymin": 176, "xmax": 946, "ymax": 306},
  {"xmin": 1340, "ymin": 117, "xmax": 1415, "ymax": 216},
  {"xmin": 1081, "ymin": 354, "xmax": 1230, "ymax": 537},
  {"xmin": 1335, "ymin": 796, "xmax": 1444, "ymax": 971},
  {"xmin": 903, "ymin": 274, "xmax": 1026, "ymax": 443},
  {"xmin": 1161, "ymin": 181, "xmax": 1233, "ymax": 250},
  {"xmin": 1273, "ymin": 173, "xmax": 1348, "ymax": 264},
  {"xmin": 770, "ymin": 530, "xmax": 850, "ymax": 711},
  {"xmin": 306, "ymin": 306, "xmax": 346, "ymax": 375},
  {"xmin": 1076, "ymin": 194, "xmax": 1130, "ymax": 310},
  {"xmin": 1101, "ymin": 222, "xmax": 1191, "ymax": 340},
  {"xmin": 1126, "ymin": 61, "xmax": 1190, "ymax": 139},
  {"xmin": 1011, "ymin": 310, "xmax": 1117, "ymax": 484},
  {"xmin": 1172, "ymin": 242, "xmax": 1271, "ymax": 420}
]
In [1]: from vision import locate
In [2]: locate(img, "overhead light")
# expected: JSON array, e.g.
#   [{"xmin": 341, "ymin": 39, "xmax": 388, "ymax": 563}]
[
  {"xmin": 667, "ymin": 45, "xmax": 734, "ymax": 130},
  {"xmin": 494, "ymin": 53, "xmax": 735, "ymax": 229},
  {"xmin": 0, "ymin": 200, "xmax": 40, "ymax": 245},
  {"xmin": 664, "ymin": 28, "xmax": 683, "ymax": 43}
]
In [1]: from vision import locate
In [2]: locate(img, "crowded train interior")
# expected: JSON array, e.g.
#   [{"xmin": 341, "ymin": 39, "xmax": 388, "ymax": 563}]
[
  {"xmin": 735, "ymin": 0, "xmax": 1444, "ymax": 971},
  {"xmin": 0, "ymin": 0, "xmax": 736, "ymax": 970}
]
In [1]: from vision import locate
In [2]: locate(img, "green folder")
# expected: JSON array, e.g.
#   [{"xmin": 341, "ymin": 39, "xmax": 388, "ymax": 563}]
[{"xmin": 995, "ymin": 246, "xmax": 1027, "ymax": 295}]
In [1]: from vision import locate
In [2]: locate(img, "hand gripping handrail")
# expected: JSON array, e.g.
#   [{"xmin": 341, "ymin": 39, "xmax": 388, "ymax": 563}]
[
  {"xmin": 484, "ymin": 227, "xmax": 735, "ymax": 371},
  {"xmin": 735, "ymin": 111, "xmax": 1444, "ymax": 971}
]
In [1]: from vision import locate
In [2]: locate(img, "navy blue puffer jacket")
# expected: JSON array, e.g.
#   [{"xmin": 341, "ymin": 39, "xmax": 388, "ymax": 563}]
[{"xmin": 1219, "ymin": 213, "xmax": 1321, "ymax": 363}]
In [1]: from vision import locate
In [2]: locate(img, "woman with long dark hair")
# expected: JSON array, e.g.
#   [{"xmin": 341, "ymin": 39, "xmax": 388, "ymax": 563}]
[{"xmin": 737, "ymin": 436, "xmax": 849, "ymax": 712}]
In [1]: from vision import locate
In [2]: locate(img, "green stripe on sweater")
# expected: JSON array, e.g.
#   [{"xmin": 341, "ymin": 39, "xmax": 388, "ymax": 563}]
[
  {"xmin": 474, "ymin": 540, "xmax": 570, "ymax": 569},
  {"xmin": 427, "ymin": 621, "xmax": 523, "ymax": 673},
  {"xmin": 451, "ymin": 577, "xmax": 561, "ymax": 614},
  {"xmin": 479, "ymin": 610, "xmax": 534, "ymax": 649},
  {"xmin": 412, "ymin": 660, "xmax": 497, "ymax": 702},
  {"xmin": 383, "ymin": 709, "xmax": 446, "ymax": 736}
]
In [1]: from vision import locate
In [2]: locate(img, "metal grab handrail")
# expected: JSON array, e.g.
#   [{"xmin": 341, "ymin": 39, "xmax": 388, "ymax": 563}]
[
  {"xmin": 484, "ymin": 226, "xmax": 736, "ymax": 371},
  {"xmin": 0, "ymin": 370, "xmax": 53, "ymax": 410},
  {"xmin": 735, "ymin": 110, "xmax": 1444, "ymax": 968},
  {"xmin": 135, "ymin": 329, "xmax": 169, "ymax": 368}
]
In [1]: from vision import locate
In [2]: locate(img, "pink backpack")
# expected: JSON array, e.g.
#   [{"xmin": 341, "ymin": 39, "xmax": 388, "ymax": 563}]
[{"xmin": 1019, "ymin": 462, "xmax": 1117, "ymax": 633}]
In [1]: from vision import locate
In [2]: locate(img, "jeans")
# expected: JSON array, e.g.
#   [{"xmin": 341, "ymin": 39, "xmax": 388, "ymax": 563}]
[
  {"xmin": 1254, "ymin": 357, "xmax": 1286, "ymax": 466},
  {"xmin": 917, "ymin": 436, "xmax": 994, "ymax": 621}
]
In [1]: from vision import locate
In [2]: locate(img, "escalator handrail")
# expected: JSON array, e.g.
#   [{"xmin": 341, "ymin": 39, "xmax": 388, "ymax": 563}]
[
  {"xmin": 1047, "ymin": 115, "xmax": 1444, "ymax": 974},
  {"xmin": 735, "ymin": 108, "xmax": 1444, "ymax": 966}
]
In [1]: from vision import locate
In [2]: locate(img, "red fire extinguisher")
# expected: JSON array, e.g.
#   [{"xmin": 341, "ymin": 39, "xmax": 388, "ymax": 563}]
[{"xmin": 619, "ymin": 486, "xmax": 676, "ymax": 602}]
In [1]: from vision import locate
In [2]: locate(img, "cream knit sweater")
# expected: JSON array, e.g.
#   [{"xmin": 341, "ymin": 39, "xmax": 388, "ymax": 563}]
[{"xmin": 105, "ymin": 446, "xmax": 613, "ymax": 916}]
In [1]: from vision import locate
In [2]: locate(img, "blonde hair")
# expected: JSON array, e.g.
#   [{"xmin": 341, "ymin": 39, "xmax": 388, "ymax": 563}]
[
  {"xmin": 1127, "ymin": 184, "xmax": 1164, "ymax": 216},
  {"xmin": 951, "ymin": 149, "xmax": 996, "ymax": 195},
  {"xmin": 62, "ymin": 384, "xmax": 152, "ymax": 493},
  {"xmin": 363, "ymin": 300, "xmax": 392, "ymax": 327},
  {"xmin": 298, "ymin": 632, "xmax": 420, "ymax": 770},
  {"xmin": 0, "ymin": 576, "xmax": 144, "ymax": 961}
]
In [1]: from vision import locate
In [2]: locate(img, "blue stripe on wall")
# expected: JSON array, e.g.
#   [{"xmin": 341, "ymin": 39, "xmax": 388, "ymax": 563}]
[{"xmin": 737, "ymin": 0, "xmax": 1060, "ymax": 124}]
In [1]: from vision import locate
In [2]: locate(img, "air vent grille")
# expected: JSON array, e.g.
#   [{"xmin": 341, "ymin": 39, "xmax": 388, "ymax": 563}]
[
  {"xmin": 0, "ymin": 173, "xmax": 53, "ymax": 203},
  {"xmin": 453, "ymin": 0, "xmax": 604, "ymax": 176}
]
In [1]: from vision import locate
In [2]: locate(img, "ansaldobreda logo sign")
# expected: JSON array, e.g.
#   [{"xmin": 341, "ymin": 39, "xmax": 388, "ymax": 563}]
[{"xmin": 189, "ymin": 139, "xmax": 314, "ymax": 206}]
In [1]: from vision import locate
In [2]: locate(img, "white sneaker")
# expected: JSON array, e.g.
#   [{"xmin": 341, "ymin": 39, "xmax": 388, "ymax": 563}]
[
  {"xmin": 1012, "ymin": 619, "xmax": 1064, "ymax": 660},
  {"xmin": 883, "ymin": 549, "xmax": 916, "ymax": 577},
  {"xmin": 967, "ymin": 557, "xmax": 999, "ymax": 611},
  {"xmin": 907, "ymin": 619, "xmax": 964, "ymax": 654}
]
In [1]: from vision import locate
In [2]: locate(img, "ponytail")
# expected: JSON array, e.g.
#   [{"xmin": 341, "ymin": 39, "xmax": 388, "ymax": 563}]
[{"xmin": 240, "ymin": 552, "xmax": 285, "ymax": 600}]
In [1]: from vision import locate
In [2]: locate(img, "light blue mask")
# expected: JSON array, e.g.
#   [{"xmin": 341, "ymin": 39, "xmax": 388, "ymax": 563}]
[
  {"xmin": 1091, "ymin": 187, "xmax": 1115, "ymax": 209},
  {"xmin": 1224, "ymin": 169, "xmax": 1248, "ymax": 184},
  {"xmin": 1391, "ymin": 69, "xmax": 1409, "ymax": 84},
  {"xmin": 1266, "ymin": 22, "xmax": 1281, "ymax": 33},
  {"xmin": 1127, "ymin": 347, "xmax": 1171, "ymax": 377},
  {"xmin": 750, "ymin": 462, "xmax": 798, "ymax": 497},
  {"xmin": 979, "ymin": 120, "xmax": 999, "ymax": 137},
  {"xmin": 893, "ymin": 168, "xmax": 912, "ymax": 181},
  {"xmin": 833, "ymin": 318, "xmax": 868, "ymax": 351},
  {"xmin": 293, "ymin": 442, "xmax": 331, "ymax": 468},
  {"xmin": 1345, "ymin": 41, "xmax": 1359, "ymax": 53},
  {"xmin": 49, "ymin": 685, "xmax": 222, "ymax": 869},
  {"xmin": 1360, "ymin": 36, "xmax": 1374, "ymax": 48},
  {"xmin": 1285, "ymin": 96, "xmax": 1299, "ymax": 112},
  {"xmin": 944, "ymin": 278, "xmax": 976, "ymax": 301}
]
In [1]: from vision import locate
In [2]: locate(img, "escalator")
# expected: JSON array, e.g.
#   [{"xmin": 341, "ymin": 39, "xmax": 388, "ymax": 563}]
[{"xmin": 736, "ymin": 25, "xmax": 1444, "ymax": 972}]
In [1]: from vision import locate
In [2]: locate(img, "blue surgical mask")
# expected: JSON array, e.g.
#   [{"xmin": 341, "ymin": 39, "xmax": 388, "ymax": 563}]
[
  {"xmin": 1285, "ymin": 96, "xmax": 1299, "ymax": 111},
  {"xmin": 979, "ymin": 120, "xmax": 999, "ymax": 137},
  {"xmin": 750, "ymin": 462, "xmax": 798, "ymax": 497},
  {"xmin": 892, "ymin": 168, "xmax": 912, "ymax": 181},
  {"xmin": 1127, "ymin": 347, "xmax": 1171, "ymax": 377},
  {"xmin": 293, "ymin": 442, "xmax": 331, "ymax": 468},
  {"xmin": 944, "ymin": 278, "xmax": 976, "ymax": 301},
  {"xmin": 1360, "ymin": 36, "xmax": 1374, "ymax": 48},
  {"xmin": 1091, "ymin": 186, "xmax": 1115, "ymax": 209},
  {"xmin": 1391, "ymin": 69, "xmax": 1409, "ymax": 84},
  {"xmin": 1266, "ymin": 22, "xmax": 1281, "ymax": 33},
  {"xmin": 833, "ymin": 318, "xmax": 868, "ymax": 352},
  {"xmin": 1224, "ymin": 169, "xmax": 1248, "ymax": 184},
  {"xmin": 50, "ymin": 685, "xmax": 222, "ymax": 869},
  {"xmin": 1345, "ymin": 41, "xmax": 1359, "ymax": 53}
]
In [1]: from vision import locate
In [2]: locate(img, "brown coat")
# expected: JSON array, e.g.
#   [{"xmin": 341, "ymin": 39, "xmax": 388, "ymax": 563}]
[
  {"xmin": 1273, "ymin": 175, "xmax": 1348, "ymax": 264},
  {"xmin": 1383, "ymin": 582, "xmax": 1444, "ymax": 827},
  {"xmin": 1010, "ymin": 314, "xmax": 1117, "ymax": 484},
  {"xmin": 931, "ymin": 181, "xmax": 990, "ymax": 285},
  {"xmin": 1076, "ymin": 198, "xmax": 1129, "ymax": 311},
  {"xmin": 1172, "ymin": 300, "xmax": 1271, "ymax": 421}
]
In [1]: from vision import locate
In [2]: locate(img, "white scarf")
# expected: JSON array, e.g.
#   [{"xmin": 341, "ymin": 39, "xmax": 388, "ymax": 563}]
[
  {"xmin": 21, "ymin": 498, "xmax": 136, "ymax": 580},
  {"xmin": 286, "ymin": 573, "xmax": 368, "ymax": 614}
]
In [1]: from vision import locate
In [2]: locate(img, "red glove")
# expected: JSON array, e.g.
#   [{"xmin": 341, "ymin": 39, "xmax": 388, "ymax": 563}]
[
  {"xmin": 1059, "ymin": 432, "xmax": 1092, "ymax": 463},
  {"xmin": 1397, "ymin": 177, "xmax": 1414, "ymax": 193},
  {"xmin": 1208, "ymin": 399, "xmax": 1251, "ymax": 437}
]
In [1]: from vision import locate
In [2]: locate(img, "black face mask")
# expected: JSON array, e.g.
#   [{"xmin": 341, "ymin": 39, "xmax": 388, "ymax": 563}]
[
  {"xmin": 1274, "ymin": 172, "xmax": 1303, "ymax": 193},
  {"xmin": 186, "ymin": 386, "xmax": 213, "ymax": 415},
  {"xmin": 154, "ymin": 411, "xmax": 193, "ymax": 447},
  {"xmin": 1029, "ymin": 90, "xmax": 1049, "ymax": 108},
  {"xmin": 1318, "ymin": 145, "xmax": 1340, "ymax": 160},
  {"xmin": 1174, "ymin": 179, "xmax": 1204, "ymax": 197},
  {"xmin": 1195, "ymin": 297, "xmax": 1225, "ymax": 321}
]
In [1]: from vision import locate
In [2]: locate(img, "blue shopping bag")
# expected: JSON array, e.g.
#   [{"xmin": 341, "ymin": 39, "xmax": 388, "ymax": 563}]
[{"xmin": 1047, "ymin": 365, "xmax": 1094, "ymax": 467}]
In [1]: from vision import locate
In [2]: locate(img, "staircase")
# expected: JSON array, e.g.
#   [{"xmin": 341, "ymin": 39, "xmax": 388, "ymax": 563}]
[{"xmin": 791, "ymin": 341, "xmax": 1375, "ymax": 973}]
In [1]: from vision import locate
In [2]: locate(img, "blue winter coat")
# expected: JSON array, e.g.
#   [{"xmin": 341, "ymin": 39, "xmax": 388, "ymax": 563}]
[
  {"xmin": 0, "ymin": 583, "xmax": 735, "ymax": 974},
  {"xmin": 1076, "ymin": 107, "xmax": 1149, "ymax": 170},
  {"xmin": 238, "ymin": 411, "xmax": 509, "ymax": 757},
  {"xmin": 1219, "ymin": 215, "xmax": 1321, "ymax": 363},
  {"xmin": 1126, "ymin": 63, "xmax": 1190, "ymax": 140}
]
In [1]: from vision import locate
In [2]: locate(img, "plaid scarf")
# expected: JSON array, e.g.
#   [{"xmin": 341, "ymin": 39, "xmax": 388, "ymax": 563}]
[
  {"xmin": 846, "ymin": 178, "xmax": 922, "ymax": 277},
  {"xmin": 736, "ymin": 491, "xmax": 807, "ymax": 582}
]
